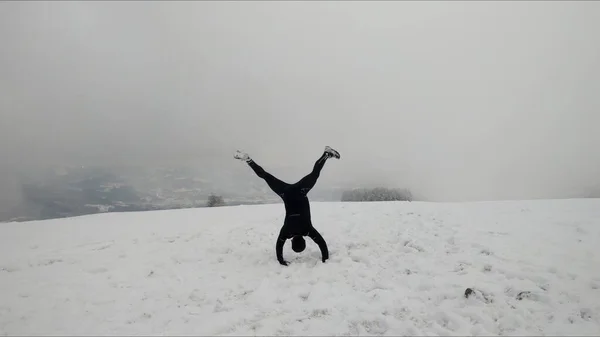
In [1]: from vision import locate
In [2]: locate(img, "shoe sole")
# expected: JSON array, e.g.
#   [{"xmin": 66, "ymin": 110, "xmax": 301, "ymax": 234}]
[{"xmin": 326, "ymin": 148, "xmax": 340, "ymax": 159}]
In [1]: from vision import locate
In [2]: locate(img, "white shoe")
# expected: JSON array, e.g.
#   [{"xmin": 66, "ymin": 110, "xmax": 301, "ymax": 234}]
[
  {"xmin": 234, "ymin": 150, "xmax": 251, "ymax": 162},
  {"xmin": 324, "ymin": 146, "xmax": 340, "ymax": 159}
]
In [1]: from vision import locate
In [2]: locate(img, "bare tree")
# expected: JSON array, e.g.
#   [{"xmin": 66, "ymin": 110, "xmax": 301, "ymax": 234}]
[
  {"xmin": 207, "ymin": 194, "xmax": 225, "ymax": 207},
  {"xmin": 341, "ymin": 187, "xmax": 413, "ymax": 202}
]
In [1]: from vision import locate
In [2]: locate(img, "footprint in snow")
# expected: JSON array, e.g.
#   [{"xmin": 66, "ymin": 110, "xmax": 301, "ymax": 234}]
[
  {"xmin": 77, "ymin": 241, "xmax": 114, "ymax": 251},
  {"xmin": 480, "ymin": 248, "xmax": 493, "ymax": 256},
  {"xmin": 403, "ymin": 240, "xmax": 425, "ymax": 253},
  {"xmin": 357, "ymin": 318, "xmax": 389, "ymax": 335},
  {"xmin": 213, "ymin": 299, "xmax": 230, "ymax": 313},
  {"xmin": 464, "ymin": 288, "xmax": 493, "ymax": 303},
  {"xmin": 516, "ymin": 291, "xmax": 532, "ymax": 301},
  {"xmin": 87, "ymin": 267, "xmax": 108, "ymax": 274},
  {"xmin": 580, "ymin": 308, "xmax": 593, "ymax": 321},
  {"xmin": 510, "ymin": 290, "xmax": 550, "ymax": 303},
  {"xmin": 35, "ymin": 258, "xmax": 63, "ymax": 267},
  {"xmin": 298, "ymin": 291, "xmax": 310, "ymax": 301},
  {"xmin": 95, "ymin": 243, "xmax": 113, "ymax": 251},
  {"xmin": 0, "ymin": 265, "xmax": 20, "ymax": 273},
  {"xmin": 162, "ymin": 236, "xmax": 180, "ymax": 243},
  {"xmin": 275, "ymin": 328, "xmax": 293, "ymax": 336},
  {"xmin": 454, "ymin": 262, "xmax": 471, "ymax": 273},
  {"xmin": 311, "ymin": 308, "xmax": 330, "ymax": 318},
  {"xmin": 188, "ymin": 289, "xmax": 206, "ymax": 304}
]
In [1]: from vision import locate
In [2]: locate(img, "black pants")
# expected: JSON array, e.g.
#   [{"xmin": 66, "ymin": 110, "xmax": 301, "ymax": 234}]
[{"xmin": 247, "ymin": 153, "xmax": 328, "ymax": 196}]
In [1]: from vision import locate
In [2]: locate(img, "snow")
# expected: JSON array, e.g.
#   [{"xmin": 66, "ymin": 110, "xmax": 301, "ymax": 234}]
[
  {"xmin": 84, "ymin": 204, "xmax": 114, "ymax": 213},
  {"xmin": 1, "ymin": 199, "xmax": 600, "ymax": 336}
]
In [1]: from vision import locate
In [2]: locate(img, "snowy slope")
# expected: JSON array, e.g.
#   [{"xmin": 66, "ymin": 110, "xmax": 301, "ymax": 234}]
[{"xmin": 1, "ymin": 199, "xmax": 599, "ymax": 336}]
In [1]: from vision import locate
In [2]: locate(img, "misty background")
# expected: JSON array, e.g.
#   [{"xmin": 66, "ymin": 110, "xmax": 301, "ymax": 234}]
[{"xmin": 1, "ymin": 1, "xmax": 599, "ymax": 221}]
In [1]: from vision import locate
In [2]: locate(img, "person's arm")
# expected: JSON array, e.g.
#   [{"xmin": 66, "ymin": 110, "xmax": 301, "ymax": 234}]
[
  {"xmin": 308, "ymin": 228, "xmax": 329, "ymax": 263},
  {"xmin": 276, "ymin": 234, "xmax": 288, "ymax": 266}
]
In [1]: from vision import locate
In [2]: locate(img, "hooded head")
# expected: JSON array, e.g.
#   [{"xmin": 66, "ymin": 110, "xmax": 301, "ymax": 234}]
[{"xmin": 291, "ymin": 236, "xmax": 306, "ymax": 253}]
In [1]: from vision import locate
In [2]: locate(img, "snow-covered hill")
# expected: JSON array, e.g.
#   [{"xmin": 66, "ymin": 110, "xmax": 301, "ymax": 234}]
[{"xmin": 1, "ymin": 199, "xmax": 599, "ymax": 335}]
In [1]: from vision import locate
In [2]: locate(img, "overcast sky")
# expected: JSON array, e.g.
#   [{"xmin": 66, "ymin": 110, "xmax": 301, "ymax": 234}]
[{"xmin": 1, "ymin": 1, "xmax": 599, "ymax": 202}]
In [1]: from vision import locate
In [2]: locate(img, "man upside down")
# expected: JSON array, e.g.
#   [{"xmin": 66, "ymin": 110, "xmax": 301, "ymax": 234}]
[{"xmin": 234, "ymin": 146, "xmax": 340, "ymax": 266}]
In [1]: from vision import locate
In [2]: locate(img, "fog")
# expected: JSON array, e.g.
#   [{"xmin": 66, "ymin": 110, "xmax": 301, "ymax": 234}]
[{"xmin": 1, "ymin": 1, "xmax": 599, "ymax": 204}]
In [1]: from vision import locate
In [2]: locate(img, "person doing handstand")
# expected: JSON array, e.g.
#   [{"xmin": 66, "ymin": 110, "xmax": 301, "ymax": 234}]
[{"xmin": 234, "ymin": 146, "xmax": 340, "ymax": 266}]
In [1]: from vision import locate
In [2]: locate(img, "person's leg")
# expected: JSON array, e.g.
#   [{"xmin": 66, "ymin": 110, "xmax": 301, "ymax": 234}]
[
  {"xmin": 235, "ymin": 150, "xmax": 288, "ymax": 195},
  {"xmin": 295, "ymin": 146, "xmax": 340, "ymax": 193},
  {"xmin": 248, "ymin": 160, "xmax": 288, "ymax": 195}
]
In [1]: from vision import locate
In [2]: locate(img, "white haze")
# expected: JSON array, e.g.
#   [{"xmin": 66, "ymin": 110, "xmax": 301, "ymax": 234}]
[{"xmin": 0, "ymin": 1, "xmax": 599, "ymax": 203}]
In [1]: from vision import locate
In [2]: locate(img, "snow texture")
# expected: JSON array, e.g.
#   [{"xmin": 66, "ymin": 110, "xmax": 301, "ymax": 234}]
[{"xmin": 1, "ymin": 199, "xmax": 600, "ymax": 335}]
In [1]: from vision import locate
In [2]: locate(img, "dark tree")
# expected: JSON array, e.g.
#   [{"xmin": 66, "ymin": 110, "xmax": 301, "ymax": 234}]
[{"xmin": 207, "ymin": 194, "xmax": 225, "ymax": 207}]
